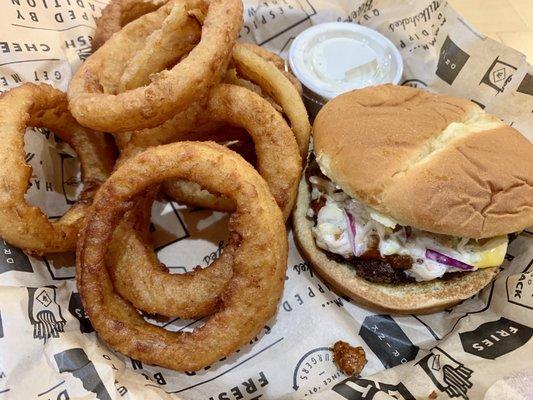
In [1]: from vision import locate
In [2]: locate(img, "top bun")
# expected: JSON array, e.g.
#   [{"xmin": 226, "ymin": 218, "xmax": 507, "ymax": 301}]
[{"xmin": 313, "ymin": 84, "xmax": 533, "ymax": 239}]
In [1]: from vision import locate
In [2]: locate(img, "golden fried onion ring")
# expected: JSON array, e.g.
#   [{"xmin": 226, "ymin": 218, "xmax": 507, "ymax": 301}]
[
  {"xmin": 107, "ymin": 130, "xmax": 255, "ymax": 318},
  {"xmin": 77, "ymin": 141, "xmax": 287, "ymax": 371},
  {"xmin": 92, "ymin": 0, "xmax": 169, "ymax": 51},
  {"xmin": 68, "ymin": 0, "xmax": 242, "ymax": 132},
  {"xmin": 232, "ymin": 44, "xmax": 310, "ymax": 159},
  {"xmin": 234, "ymin": 42, "xmax": 303, "ymax": 95},
  {"xmin": 118, "ymin": 1, "xmax": 201, "ymax": 92},
  {"xmin": 107, "ymin": 131, "xmax": 253, "ymax": 318},
  {"xmin": 106, "ymin": 189, "xmax": 235, "ymax": 318},
  {"xmin": 0, "ymin": 83, "xmax": 115, "ymax": 254}
]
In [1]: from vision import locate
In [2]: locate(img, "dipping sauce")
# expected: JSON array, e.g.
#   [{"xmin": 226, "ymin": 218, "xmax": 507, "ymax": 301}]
[{"xmin": 289, "ymin": 23, "xmax": 403, "ymax": 116}]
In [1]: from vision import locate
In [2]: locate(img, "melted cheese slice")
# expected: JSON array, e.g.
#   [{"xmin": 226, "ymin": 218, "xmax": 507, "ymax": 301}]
[{"xmin": 470, "ymin": 240, "xmax": 508, "ymax": 268}]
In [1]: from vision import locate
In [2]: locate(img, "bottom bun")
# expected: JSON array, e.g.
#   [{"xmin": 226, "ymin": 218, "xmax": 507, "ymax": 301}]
[{"xmin": 293, "ymin": 177, "xmax": 499, "ymax": 314}]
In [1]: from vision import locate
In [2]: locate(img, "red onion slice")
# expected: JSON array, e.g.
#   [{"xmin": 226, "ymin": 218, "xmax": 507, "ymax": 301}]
[
  {"xmin": 425, "ymin": 249, "xmax": 474, "ymax": 271},
  {"xmin": 344, "ymin": 210, "xmax": 357, "ymax": 255}
]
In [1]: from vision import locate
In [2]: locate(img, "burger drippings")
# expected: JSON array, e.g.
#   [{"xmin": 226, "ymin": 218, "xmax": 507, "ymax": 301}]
[
  {"xmin": 332, "ymin": 340, "xmax": 367, "ymax": 377},
  {"xmin": 306, "ymin": 158, "xmax": 509, "ymax": 283}
]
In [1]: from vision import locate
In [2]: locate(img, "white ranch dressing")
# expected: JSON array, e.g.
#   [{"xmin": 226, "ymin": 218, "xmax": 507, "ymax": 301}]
[{"xmin": 289, "ymin": 22, "xmax": 403, "ymax": 115}]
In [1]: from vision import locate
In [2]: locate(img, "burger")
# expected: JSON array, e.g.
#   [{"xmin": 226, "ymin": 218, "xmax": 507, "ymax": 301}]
[{"xmin": 294, "ymin": 84, "xmax": 533, "ymax": 313}]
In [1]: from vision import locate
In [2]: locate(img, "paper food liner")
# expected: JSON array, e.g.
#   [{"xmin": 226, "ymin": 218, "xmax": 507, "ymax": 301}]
[{"xmin": 0, "ymin": 0, "xmax": 532, "ymax": 399}]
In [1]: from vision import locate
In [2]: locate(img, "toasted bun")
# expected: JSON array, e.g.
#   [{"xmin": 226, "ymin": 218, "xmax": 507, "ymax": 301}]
[
  {"xmin": 313, "ymin": 84, "xmax": 533, "ymax": 239},
  {"xmin": 293, "ymin": 177, "xmax": 499, "ymax": 314}
]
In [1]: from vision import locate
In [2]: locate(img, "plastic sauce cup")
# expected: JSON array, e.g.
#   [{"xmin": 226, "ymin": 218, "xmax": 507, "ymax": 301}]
[{"xmin": 288, "ymin": 22, "xmax": 403, "ymax": 117}]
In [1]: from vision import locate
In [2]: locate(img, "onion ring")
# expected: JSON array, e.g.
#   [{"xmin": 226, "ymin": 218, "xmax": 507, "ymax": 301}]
[
  {"xmin": 77, "ymin": 141, "xmax": 287, "ymax": 371},
  {"xmin": 68, "ymin": 0, "xmax": 242, "ymax": 132},
  {"xmin": 118, "ymin": 1, "xmax": 202, "ymax": 92},
  {"xmin": 0, "ymin": 83, "xmax": 115, "ymax": 254},
  {"xmin": 235, "ymin": 42, "xmax": 303, "ymax": 94},
  {"xmin": 106, "ymin": 189, "xmax": 236, "ymax": 318},
  {"xmin": 92, "ymin": 0, "xmax": 169, "ymax": 51},
  {"xmin": 107, "ymin": 130, "xmax": 255, "ymax": 318},
  {"xmin": 232, "ymin": 44, "xmax": 310, "ymax": 159}
]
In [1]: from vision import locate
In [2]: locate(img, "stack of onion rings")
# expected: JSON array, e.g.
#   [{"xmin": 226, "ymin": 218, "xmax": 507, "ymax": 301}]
[
  {"xmin": 77, "ymin": 0, "xmax": 309, "ymax": 321},
  {"xmin": 0, "ymin": 0, "xmax": 312, "ymax": 372},
  {"xmin": 88, "ymin": 0, "xmax": 308, "ymax": 156}
]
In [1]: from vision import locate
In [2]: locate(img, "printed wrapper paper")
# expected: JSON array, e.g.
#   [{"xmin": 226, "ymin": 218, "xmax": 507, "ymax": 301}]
[{"xmin": 0, "ymin": 0, "xmax": 532, "ymax": 399}]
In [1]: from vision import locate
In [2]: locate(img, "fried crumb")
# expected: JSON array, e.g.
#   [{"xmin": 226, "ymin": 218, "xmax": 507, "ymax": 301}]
[
  {"xmin": 333, "ymin": 341, "xmax": 367, "ymax": 376},
  {"xmin": 428, "ymin": 390, "xmax": 438, "ymax": 399}
]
